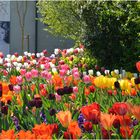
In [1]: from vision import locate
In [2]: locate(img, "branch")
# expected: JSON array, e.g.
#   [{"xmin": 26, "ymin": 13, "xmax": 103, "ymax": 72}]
[
  {"xmin": 16, "ymin": 1, "xmax": 23, "ymax": 29},
  {"xmin": 23, "ymin": 1, "xmax": 28, "ymax": 27}
]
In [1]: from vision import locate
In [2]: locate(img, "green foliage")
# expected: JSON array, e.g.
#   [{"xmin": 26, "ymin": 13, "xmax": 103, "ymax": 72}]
[
  {"xmin": 37, "ymin": 0, "xmax": 140, "ymax": 71},
  {"xmin": 82, "ymin": 1, "xmax": 140, "ymax": 71},
  {"xmin": 37, "ymin": 0, "xmax": 85, "ymax": 41}
]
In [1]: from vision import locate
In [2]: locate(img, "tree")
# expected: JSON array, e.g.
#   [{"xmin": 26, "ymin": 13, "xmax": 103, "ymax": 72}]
[
  {"xmin": 37, "ymin": 0, "xmax": 140, "ymax": 71},
  {"xmin": 82, "ymin": 1, "xmax": 140, "ymax": 71},
  {"xmin": 37, "ymin": 0, "xmax": 87, "ymax": 41},
  {"xmin": 16, "ymin": 1, "xmax": 28, "ymax": 54}
]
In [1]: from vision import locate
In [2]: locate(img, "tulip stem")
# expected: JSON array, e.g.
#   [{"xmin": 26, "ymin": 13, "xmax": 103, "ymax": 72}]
[{"xmin": 123, "ymin": 115, "xmax": 128, "ymax": 139}]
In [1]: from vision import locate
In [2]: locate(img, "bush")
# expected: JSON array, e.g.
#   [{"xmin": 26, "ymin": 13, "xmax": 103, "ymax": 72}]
[{"xmin": 82, "ymin": 1, "xmax": 140, "ymax": 71}]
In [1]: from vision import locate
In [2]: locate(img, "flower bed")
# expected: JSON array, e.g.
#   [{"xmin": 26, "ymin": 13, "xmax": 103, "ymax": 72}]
[{"xmin": 0, "ymin": 45, "xmax": 140, "ymax": 139}]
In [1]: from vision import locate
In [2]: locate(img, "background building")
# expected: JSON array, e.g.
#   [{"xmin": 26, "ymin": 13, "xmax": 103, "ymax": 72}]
[{"xmin": 1, "ymin": 1, "xmax": 74, "ymax": 55}]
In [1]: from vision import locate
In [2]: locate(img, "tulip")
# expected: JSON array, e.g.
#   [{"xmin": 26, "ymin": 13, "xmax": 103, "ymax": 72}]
[
  {"xmin": 73, "ymin": 86, "xmax": 78, "ymax": 94},
  {"xmin": 20, "ymin": 69, "xmax": 26, "ymax": 76},
  {"xmin": 13, "ymin": 85, "xmax": 21, "ymax": 93},
  {"xmin": 56, "ymin": 110, "xmax": 72, "ymax": 127},
  {"xmin": 25, "ymin": 72, "xmax": 32, "ymax": 81},
  {"xmin": 83, "ymin": 75, "xmax": 91, "ymax": 84},
  {"xmin": 31, "ymin": 69, "xmax": 38, "ymax": 77},
  {"xmin": 73, "ymin": 72, "xmax": 80, "ymax": 79},
  {"xmin": 16, "ymin": 76, "xmax": 23, "ymax": 85},
  {"xmin": 88, "ymin": 69, "xmax": 94, "ymax": 75},
  {"xmin": 136, "ymin": 61, "xmax": 140, "ymax": 72}
]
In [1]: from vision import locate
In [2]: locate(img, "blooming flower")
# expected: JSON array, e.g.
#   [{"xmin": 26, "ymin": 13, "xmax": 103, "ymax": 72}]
[
  {"xmin": 13, "ymin": 85, "xmax": 21, "ymax": 93},
  {"xmin": 83, "ymin": 75, "xmax": 91, "ymax": 84},
  {"xmin": 16, "ymin": 76, "xmax": 23, "ymax": 85},
  {"xmin": 56, "ymin": 110, "xmax": 72, "ymax": 127},
  {"xmin": 136, "ymin": 61, "xmax": 140, "ymax": 72},
  {"xmin": 81, "ymin": 103, "xmax": 100, "ymax": 124},
  {"xmin": 25, "ymin": 72, "xmax": 32, "ymax": 81},
  {"xmin": 67, "ymin": 121, "xmax": 81, "ymax": 139},
  {"xmin": 100, "ymin": 113, "xmax": 116, "ymax": 130}
]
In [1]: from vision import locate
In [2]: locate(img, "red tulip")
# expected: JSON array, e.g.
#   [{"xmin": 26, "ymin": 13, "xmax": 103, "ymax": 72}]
[
  {"xmin": 136, "ymin": 61, "xmax": 140, "ymax": 72},
  {"xmin": 112, "ymin": 102, "xmax": 128, "ymax": 116}
]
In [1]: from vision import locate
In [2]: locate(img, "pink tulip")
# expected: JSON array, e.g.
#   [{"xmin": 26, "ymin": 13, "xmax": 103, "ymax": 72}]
[
  {"xmin": 59, "ymin": 69, "xmax": 66, "ymax": 77},
  {"xmin": 41, "ymin": 70, "xmax": 48, "ymax": 78},
  {"xmin": 83, "ymin": 75, "xmax": 91, "ymax": 84},
  {"xmin": 73, "ymin": 72, "xmax": 80, "ymax": 79},
  {"xmin": 31, "ymin": 69, "xmax": 38, "ymax": 77},
  {"xmin": 3, "ymin": 70, "xmax": 8, "ymax": 76},
  {"xmin": 20, "ymin": 69, "xmax": 26, "ymax": 76},
  {"xmin": 61, "ymin": 64, "xmax": 69, "ymax": 70},
  {"xmin": 16, "ymin": 76, "xmax": 23, "ymax": 85},
  {"xmin": 55, "ymin": 93, "xmax": 61, "ymax": 102},
  {"xmin": 72, "ymin": 68, "xmax": 78, "ymax": 74},
  {"xmin": 73, "ymin": 86, "xmax": 78, "ymax": 94},
  {"xmin": 46, "ymin": 72, "xmax": 52, "ymax": 80},
  {"xmin": 25, "ymin": 72, "xmax": 32, "ymax": 81},
  {"xmin": 13, "ymin": 85, "xmax": 21, "ymax": 93},
  {"xmin": 44, "ymin": 63, "xmax": 50, "ymax": 70}
]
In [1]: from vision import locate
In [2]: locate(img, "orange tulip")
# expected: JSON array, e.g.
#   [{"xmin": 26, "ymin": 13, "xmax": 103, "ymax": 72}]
[
  {"xmin": 100, "ymin": 113, "xmax": 116, "ymax": 130},
  {"xmin": 0, "ymin": 130, "xmax": 15, "ymax": 139},
  {"xmin": 52, "ymin": 74, "xmax": 63, "ymax": 90},
  {"xmin": 67, "ymin": 121, "xmax": 81, "ymax": 139},
  {"xmin": 130, "ymin": 105, "xmax": 140, "ymax": 121},
  {"xmin": 10, "ymin": 75, "xmax": 17, "ymax": 85},
  {"xmin": 2, "ymin": 82, "xmax": 9, "ymax": 95},
  {"xmin": 16, "ymin": 130, "xmax": 36, "ymax": 139},
  {"xmin": 56, "ymin": 110, "xmax": 72, "ymax": 127},
  {"xmin": 130, "ymin": 88, "xmax": 137, "ymax": 96},
  {"xmin": 84, "ymin": 87, "xmax": 90, "ymax": 96},
  {"xmin": 136, "ymin": 61, "xmax": 140, "ymax": 72}
]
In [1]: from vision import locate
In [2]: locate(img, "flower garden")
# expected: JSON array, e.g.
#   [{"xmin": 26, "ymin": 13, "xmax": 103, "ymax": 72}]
[{"xmin": 0, "ymin": 45, "xmax": 140, "ymax": 139}]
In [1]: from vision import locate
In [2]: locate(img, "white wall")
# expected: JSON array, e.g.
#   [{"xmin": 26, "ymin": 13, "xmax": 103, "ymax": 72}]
[
  {"xmin": 10, "ymin": 1, "xmax": 36, "ymax": 54},
  {"xmin": 10, "ymin": 1, "xmax": 74, "ymax": 55}
]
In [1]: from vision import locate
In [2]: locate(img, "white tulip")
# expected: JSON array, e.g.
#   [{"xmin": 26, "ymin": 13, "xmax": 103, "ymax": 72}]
[
  {"xmin": 11, "ymin": 55, "xmax": 16, "ymax": 61},
  {"xmin": 24, "ymin": 62, "xmax": 29, "ymax": 68},
  {"xmin": 7, "ymin": 54, "xmax": 11, "ymax": 58},
  {"xmin": 50, "ymin": 54, "xmax": 55, "ymax": 58},
  {"xmin": 83, "ymin": 71, "xmax": 87, "ymax": 76},
  {"xmin": 16, "ymin": 67, "xmax": 20, "ymax": 71},
  {"xmin": 5, "ymin": 58, "xmax": 11, "ymax": 62},
  {"xmin": 67, "ymin": 70, "xmax": 70, "ymax": 75},
  {"xmin": 7, "ymin": 63, "xmax": 11, "ymax": 67},
  {"xmin": 104, "ymin": 70, "xmax": 110, "ymax": 75},
  {"xmin": 28, "ymin": 53, "xmax": 31, "ymax": 57},
  {"xmin": 13, "ymin": 62, "xmax": 18, "ymax": 66},
  {"xmin": 17, "ymin": 63, "xmax": 22, "ymax": 68},
  {"xmin": 36, "ymin": 53, "xmax": 40, "ymax": 58},
  {"xmin": 0, "ymin": 59, "xmax": 3, "ymax": 64},
  {"xmin": 96, "ymin": 71, "xmax": 101, "ymax": 76},
  {"xmin": 114, "ymin": 69, "xmax": 119, "ymax": 75},
  {"xmin": 54, "ymin": 49, "xmax": 59, "ymax": 55},
  {"xmin": 24, "ymin": 51, "xmax": 28, "ymax": 56},
  {"xmin": 134, "ymin": 73, "xmax": 138, "ymax": 78},
  {"xmin": 40, "ymin": 52, "xmax": 44, "ymax": 57},
  {"xmin": 32, "ymin": 60, "xmax": 37, "ymax": 64},
  {"xmin": 88, "ymin": 69, "xmax": 93, "ymax": 75},
  {"xmin": 52, "ymin": 68, "xmax": 57, "ymax": 73},
  {"xmin": 40, "ymin": 64, "xmax": 45, "ymax": 69},
  {"xmin": 17, "ymin": 56, "xmax": 22, "ymax": 62}
]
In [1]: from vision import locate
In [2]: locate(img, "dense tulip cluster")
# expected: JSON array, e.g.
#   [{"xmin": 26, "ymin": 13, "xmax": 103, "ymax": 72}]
[{"xmin": 0, "ymin": 45, "xmax": 140, "ymax": 139}]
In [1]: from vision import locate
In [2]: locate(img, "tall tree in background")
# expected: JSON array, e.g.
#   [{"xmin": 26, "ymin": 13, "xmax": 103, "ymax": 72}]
[
  {"xmin": 16, "ymin": 1, "xmax": 28, "ymax": 54},
  {"xmin": 37, "ymin": 0, "xmax": 87, "ymax": 42},
  {"xmin": 37, "ymin": 0, "xmax": 140, "ymax": 71}
]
